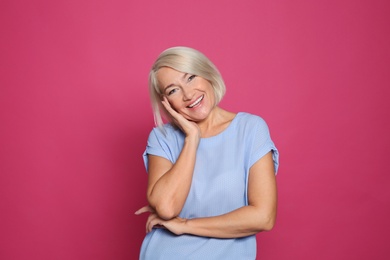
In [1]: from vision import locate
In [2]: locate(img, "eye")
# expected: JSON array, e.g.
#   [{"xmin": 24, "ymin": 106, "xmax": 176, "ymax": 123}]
[
  {"xmin": 167, "ymin": 88, "xmax": 178, "ymax": 96},
  {"xmin": 188, "ymin": 75, "xmax": 196, "ymax": 82}
]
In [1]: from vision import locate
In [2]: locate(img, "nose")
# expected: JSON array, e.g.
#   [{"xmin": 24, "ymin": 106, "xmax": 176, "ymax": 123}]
[{"xmin": 182, "ymin": 87, "xmax": 194, "ymax": 101}]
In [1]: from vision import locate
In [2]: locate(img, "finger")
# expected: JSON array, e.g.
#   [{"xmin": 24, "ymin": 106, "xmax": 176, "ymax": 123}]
[
  {"xmin": 161, "ymin": 97, "xmax": 199, "ymax": 137},
  {"xmin": 135, "ymin": 205, "xmax": 152, "ymax": 215},
  {"xmin": 146, "ymin": 214, "xmax": 167, "ymax": 233},
  {"xmin": 161, "ymin": 98, "xmax": 188, "ymax": 126},
  {"xmin": 161, "ymin": 98, "xmax": 176, "ymax": 115},
  {"xmin": 146, "ymin": 213, "xmax": 158, "ymax": 230},
  {"xmin": 146, "ymin": 214, "xmax": 163, "ymax": 233},
  {"xmin": 162, "ymin": 97, "xmax": 185, "ymax": 120}
]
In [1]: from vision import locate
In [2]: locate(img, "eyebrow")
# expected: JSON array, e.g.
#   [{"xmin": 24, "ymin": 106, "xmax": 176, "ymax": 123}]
[{"xmin": 163, "ymin": 73, "xmax": 188, "ymax": 92}]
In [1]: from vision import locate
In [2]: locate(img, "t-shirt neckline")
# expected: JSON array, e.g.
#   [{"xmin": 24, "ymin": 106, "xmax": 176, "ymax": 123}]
[{"xmin": 200, "ymin": 112, "xmax": 242, "ymax": 140}]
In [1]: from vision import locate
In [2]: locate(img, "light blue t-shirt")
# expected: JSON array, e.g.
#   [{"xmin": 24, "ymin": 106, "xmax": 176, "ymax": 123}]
[{"xmin": 140, "ymin": 112, "xmax": 279, "ymax": 260}]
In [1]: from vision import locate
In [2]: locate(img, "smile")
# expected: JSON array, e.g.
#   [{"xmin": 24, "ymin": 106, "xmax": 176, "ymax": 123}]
[{"xmin": 188, "ymin": 95, "xmax": 204, "ymax": 108}]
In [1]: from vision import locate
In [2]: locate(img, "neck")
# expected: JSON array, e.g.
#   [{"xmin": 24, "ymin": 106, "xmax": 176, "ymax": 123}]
[{"xmin": 197, "ymin": 106, "xmax": 236, "ymax": 138}]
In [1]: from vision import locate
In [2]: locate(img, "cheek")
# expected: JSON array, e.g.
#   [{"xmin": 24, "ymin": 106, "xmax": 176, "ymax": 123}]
[
  {"xmin": 166, "ymin": 98, "xmax": 181, "ymax": 111},
  {"xmin": 207, "ymin": 89, "xmax": 216, "ymax": 105}
]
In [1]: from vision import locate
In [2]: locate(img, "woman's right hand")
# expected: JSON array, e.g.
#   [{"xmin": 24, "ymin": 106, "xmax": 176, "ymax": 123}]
[{"xmin": 161, "ymin": 96, "xmax": 201, "ymax": 141}]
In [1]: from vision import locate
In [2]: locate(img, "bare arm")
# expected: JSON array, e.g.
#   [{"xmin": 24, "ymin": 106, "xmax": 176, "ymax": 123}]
[
  {"xmin": 142, "ymin": 152, "xmax": 277, "ymax": 238},
  {"xmin": 146, "ymin": 97, "xmax": 200, "ymax": 220},
  {"xmin": 146, "ymin": 136, "xmax": 198, "ymax": 219}
]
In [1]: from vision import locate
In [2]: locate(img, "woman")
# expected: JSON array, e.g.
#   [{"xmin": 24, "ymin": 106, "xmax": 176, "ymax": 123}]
[{"xmin": 136, "ymin": 46, "xmax": 279, "ymax": 259}]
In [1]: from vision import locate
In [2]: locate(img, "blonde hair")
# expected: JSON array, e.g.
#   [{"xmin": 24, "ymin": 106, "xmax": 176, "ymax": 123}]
[{"xmin": 148, "ymin": 46, "xmax": 226, "ymax": 128}]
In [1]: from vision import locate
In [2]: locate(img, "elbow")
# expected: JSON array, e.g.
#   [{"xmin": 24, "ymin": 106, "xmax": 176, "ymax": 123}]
[
  {"xmin": 254, "ymin": 212, "xmax": 276, "ymax": 232},
  {"xmin": 147, "ymin": 197, "xmax": 178, "ymax": 220},
  {"xmin": 261, "ymin": 216, "xmax": 276, "ymax": 231},
  {"xmin": 155, "ymin": 204, "xmax": 177, "ymax": 220}
]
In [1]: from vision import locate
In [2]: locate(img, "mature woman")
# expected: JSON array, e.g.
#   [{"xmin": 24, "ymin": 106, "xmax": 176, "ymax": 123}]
[{"xmin": 136, "ymin": 46, "xmax": 279, "ymax": 259}]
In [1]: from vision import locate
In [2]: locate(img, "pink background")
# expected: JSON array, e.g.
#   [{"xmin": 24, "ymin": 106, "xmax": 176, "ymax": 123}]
[{"xmin": 1, "ymin": 0, "xmax": 389, "ymax": 259}]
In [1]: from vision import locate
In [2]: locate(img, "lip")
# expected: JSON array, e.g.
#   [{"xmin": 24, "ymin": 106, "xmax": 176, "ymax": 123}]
[{"xmin": 187, "ymin": 95, "xmax": 204, "ymax": 108}]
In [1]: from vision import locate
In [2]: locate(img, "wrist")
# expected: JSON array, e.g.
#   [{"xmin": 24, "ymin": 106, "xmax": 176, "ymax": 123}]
[
  {"xmin": 184, "ymin": 135, "xmax": 200, "ymax": 146},
  {"xmin": 181, "ymin": 218, "xmax": 190, "ymax": 234}
]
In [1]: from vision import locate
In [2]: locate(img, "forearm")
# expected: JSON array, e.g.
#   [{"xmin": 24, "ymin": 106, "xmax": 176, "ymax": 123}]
[
  {"xmin": 178, "ymin": 153, "xmax": 277, "ymax": 238},
  {"xmin": 182, "ymin": 205, "xmax": 276, "ymax": 238},
  {"xmin": 148, "ymin": 136, "xmax": 199, "ymax": 219}
]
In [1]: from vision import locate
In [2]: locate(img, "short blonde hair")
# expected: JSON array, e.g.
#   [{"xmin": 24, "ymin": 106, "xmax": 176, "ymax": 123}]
[{"xmin": 148, "ymin": 46, "xmax": 226, "ymax": 128}]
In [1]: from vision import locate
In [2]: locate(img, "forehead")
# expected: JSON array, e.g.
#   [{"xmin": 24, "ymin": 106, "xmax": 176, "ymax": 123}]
[{"xmin": 157, "ymin": 67, "xmax": 186, "ymax": 83}]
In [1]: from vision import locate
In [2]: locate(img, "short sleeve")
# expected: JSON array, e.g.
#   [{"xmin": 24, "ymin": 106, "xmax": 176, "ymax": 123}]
[
  {"xmin": 142, "ymin": 128, "xmax": 172, "ymax": 172},
  {"xmin": 248, "ymin": 117, "xmax": 279, "ymax": 174}
]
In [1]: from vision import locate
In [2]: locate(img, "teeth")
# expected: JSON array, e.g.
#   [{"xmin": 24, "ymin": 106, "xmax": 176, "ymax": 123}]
[{"xmin": 188, "ymin": 95, "xmax": 203, "ymax": 108}]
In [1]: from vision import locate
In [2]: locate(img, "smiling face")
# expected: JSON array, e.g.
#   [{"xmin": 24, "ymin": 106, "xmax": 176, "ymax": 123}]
[{"xmin": 157, "ymin": 67, "xmax": 216, "ymax": 122}]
